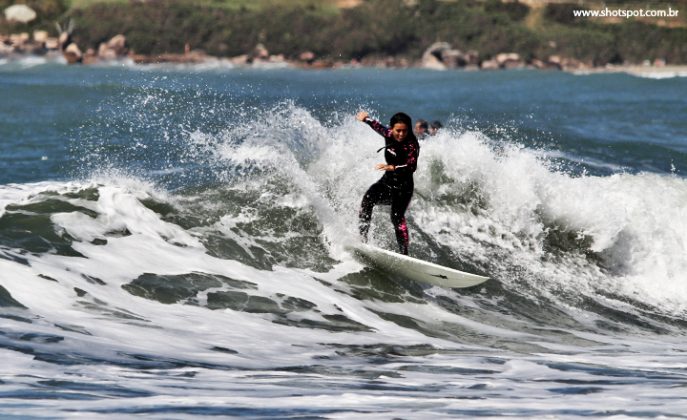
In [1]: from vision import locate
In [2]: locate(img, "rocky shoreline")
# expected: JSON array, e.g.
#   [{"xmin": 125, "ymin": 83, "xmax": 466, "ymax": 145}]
[{"xmin": 1, "ymin": 31, "xmax": 683, "ymax": 76}]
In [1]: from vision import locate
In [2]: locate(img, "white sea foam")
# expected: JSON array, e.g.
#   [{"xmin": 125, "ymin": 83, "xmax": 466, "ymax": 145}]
[{"xmin": 180, "ymin": 104, "xmax": 687, "ymax": 316}]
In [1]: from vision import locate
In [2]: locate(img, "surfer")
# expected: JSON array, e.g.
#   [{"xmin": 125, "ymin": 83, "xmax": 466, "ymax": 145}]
[{"xmin": 356, "ymin": 111, "xmax": 420, "ymax": 255}]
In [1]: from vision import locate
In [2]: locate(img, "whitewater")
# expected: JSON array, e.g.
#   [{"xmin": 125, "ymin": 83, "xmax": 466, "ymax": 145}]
[{"xmin": 1, "ymin": 64, "xmax": 686, "ymax": 418}]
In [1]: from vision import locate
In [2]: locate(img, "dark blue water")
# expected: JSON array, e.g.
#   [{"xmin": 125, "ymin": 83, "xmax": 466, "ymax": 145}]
[{"xmin": 2, "ymin": 64, "xmax": 685, "ymax": 185}]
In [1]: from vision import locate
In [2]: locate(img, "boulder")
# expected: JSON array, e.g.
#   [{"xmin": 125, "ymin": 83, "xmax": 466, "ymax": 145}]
[
  {"xmin": 495, "ymin": 52, "xmax": 522, "ymax": 68},
  {"xmin": 98, "ymin": 34, "xmax": 128, "ymax": 60},
  {"xmin": 97, "ymin": 42, "xmax": 117, "ymax": 60},
  {"xmin": 45, "ymin": 37, "xmax": 59, "ymax": 50},
  {"xmin": 465, "ymin": 50, "xmax": 480, "ymax": 66},
  {"xmin": 33, "ymin": 30, "xmax": 48, "ymax": 44},
  {"xmin": 10, "ymin": 32, "xmax": 30, "ymax": 47},
  {"xmin": 64, "ymin": 43, "xmax": 82, "ymax": 64},
  {"xmin": 4, "ymin": 4, "xmax": 36, "ymax": 23},
  {"xmin": 422, "ymin": 51, "xmax": 446, "ymax": 70},
  {"xmin": 504, "ymin": 60, "xmax": 525, "ymax": 69},
  {"xmin": 298, "ymin": 51, "xmax": 315, "ymax": 63},
  {"xmin": 561, "ymin": 57, "xmax": 585, "ymax": 70},
  {"xmin": 106, "ymin": 34, "xmax": 127, "ymax": 56},
  {"xmin": 480, "ymin": 59, "xmax": 499, "ymax": 70},
  {"xmin": 421, "ymin": 42, "xmax": 470, "ymax": 69},
  {"xmin": 230, "ymin": 54, "xmax": 249, "ymax": 66},
  {"xmin": 83, "ymin": 48, "xmax": 98, "ymax": 65},
  {"xmin": 252, "ymin": 43, "xmax": 269, "ymax": 60},
  {"xmin": 442, "ymin": 49, "xmax": 468, "ymax": 68}
]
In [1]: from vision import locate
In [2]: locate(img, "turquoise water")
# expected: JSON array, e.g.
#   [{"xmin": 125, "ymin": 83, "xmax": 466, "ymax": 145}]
[{"xmin": 1, "ymin": 62, "xmax": 687, "ymax": 418}]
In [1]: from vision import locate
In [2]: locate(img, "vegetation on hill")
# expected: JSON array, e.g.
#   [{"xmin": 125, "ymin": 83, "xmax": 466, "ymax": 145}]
[{"xmin": 1, "ymin": 0, "xmax": 686, "ymax": 65}]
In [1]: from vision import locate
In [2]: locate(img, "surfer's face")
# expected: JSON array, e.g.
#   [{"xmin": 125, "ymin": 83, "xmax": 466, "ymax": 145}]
[{"xmin": 391, "ymin": 123, "xmax": 408, "ymax": 142}]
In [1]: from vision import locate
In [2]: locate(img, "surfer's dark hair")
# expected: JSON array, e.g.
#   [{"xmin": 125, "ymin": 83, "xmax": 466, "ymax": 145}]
[
  {"xmin": 389, "ymin": 112, "xmax": 412, "ymax": 128},
  {"xmin": 389, "ymin": 112, "xmax": 417, "ymax": 142}
]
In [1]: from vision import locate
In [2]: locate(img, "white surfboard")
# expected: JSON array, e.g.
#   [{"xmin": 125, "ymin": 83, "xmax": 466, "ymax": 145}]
[{"xmin": 348, "ymin": 243, "xmax": 489, "ymax": 289}]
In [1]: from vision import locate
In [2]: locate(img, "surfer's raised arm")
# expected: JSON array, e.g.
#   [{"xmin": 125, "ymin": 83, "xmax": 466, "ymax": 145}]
[{"xmin": 356, "ymin": 111, "xmax": 391, "ymax": 138}]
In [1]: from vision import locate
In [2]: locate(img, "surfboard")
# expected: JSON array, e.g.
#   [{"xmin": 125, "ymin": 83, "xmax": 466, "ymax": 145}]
[{"xmin": 348, "ymin": 243, "xmax": 489, "ymax": 289}]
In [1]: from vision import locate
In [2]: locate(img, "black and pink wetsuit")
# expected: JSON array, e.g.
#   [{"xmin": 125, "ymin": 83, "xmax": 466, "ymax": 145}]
[{"xmin": 359, "ymin": 117, "xmax": 420, "ymax": 255}]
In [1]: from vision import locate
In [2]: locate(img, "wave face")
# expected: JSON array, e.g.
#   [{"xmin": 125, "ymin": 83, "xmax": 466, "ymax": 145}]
[{"xmin": 1, "ymin": 67, "xmax": 687, "ymax": 417}]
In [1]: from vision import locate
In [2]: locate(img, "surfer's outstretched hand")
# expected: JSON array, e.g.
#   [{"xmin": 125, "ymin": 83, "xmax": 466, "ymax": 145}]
[
  {"xmin": 356, "ymin": 111, "xmax": 369, "ymax": 122},
  {"xmin": 376, "ymin": 163, "xmax": 395, "ymax": 171}
]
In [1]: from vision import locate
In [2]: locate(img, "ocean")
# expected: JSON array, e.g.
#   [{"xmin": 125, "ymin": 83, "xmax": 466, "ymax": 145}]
[{"xmin": 1, "ymin": 59, "xmax": 687, "ymax": 418}]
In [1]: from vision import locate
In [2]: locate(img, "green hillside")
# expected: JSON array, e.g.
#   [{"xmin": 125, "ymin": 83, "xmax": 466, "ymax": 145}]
[{"xmin": 1, "ymin": 0, "xmax": 686, "ymax": 65}]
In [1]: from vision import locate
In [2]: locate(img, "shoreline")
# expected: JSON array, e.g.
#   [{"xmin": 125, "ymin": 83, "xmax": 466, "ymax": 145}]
[
  {"xmin": 2, "ymin": 50, "xmax": 686, "ymax": 79},
  {"xmin": 3, "ymin": 31, "xmax": 685, "ymax": 77}
]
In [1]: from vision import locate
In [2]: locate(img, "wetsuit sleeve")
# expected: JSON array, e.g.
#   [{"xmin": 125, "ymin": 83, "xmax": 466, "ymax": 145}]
[
  {"xmin": 363, "ymin": 117, "xmax": 392, "ymax": 138},
  {"xmin": 393, "ymin": 141, "xmax": 419, "ymax": 174}
]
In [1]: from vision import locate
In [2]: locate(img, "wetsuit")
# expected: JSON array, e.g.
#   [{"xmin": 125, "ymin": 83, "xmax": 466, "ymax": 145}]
[{"xmin": 359, "ymin": 117, "xmax": 420, "ymax": 255}]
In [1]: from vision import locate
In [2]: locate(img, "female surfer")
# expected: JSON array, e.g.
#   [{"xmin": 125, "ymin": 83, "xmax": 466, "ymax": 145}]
[{"xmin": 356, "ymin": 111, "xmax": 420, "ymax": 255}]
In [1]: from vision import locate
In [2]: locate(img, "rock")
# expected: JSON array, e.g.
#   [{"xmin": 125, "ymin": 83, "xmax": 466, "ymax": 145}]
[
  {"xmin": 230, "ymin": 54, "xmax": 249, "ymax": 66},
  {"xmin": 561, "ymin": 57, "xmax": 585, "ymax": 70},
  {"xmin": 298, "ymin": 51, "xmax": 315, "ymax": 63},
  {"xmin": 4, "ymin": 4, "xmax": 36, "ymax": 23},
  {"xmin": 97, "ymin": 43, "xmax": 116, "ymax": 60},
  {"xmin": 495, "ymin": 52, "xmax": 522, "ymax": 68},
  {"xmin": 83, "ymin": 48, "xmax": 98, "ymax": 65},
  {"xmin": 480, "ymin": 59, "xmax": 499, "ymax": 70},
  {"xmin": 252, "ymin": 43, "xmax": 269, "ymax": 60},
  {"xmin": 229, "ymin": 54, "xmax": 249, "ymax": 66},
  {"xmin": 442, "ymin": 49, "xmax": 468, "ymax": 68},
  {"xmin": 0, "ymin": 42, "xmax": 12, "ymax": 55},
  {"xmin": 10, "ymin": 33, "xmax": 30, "ymax": 47},
  {"xmin": 503, "ymin": 59, "xmax": 525, "ymax": 69},
  {"xmin": 97, "ymin": 34, "xmax": 128, "ymax": 60},
  {"xmin": 422, "ymin": 42, "xmax": 470, "ymax": 69},
  {"xmin": 531, "ymin": 58, "xmax": 561, "ymax": 70},
  {"xmin": 312, "ymin": 58, "xmax": 334, "ymax": 69},
  {"xmin": 23, "ymin": 41, "xmax": 46, "ymax": 55},
  {"xmin": 64, "ymin": 43, "xmax": 82, "ymax": 64},
  {"xmin": 106, "ymin": 34, "xmax": 127, "ymax": 56},
  {"xmin": 422, "ymin": 51, "xmax": 446, "ymax": 70},
  {"xmin": 33, "ymin": 30, "xmax": 48, "ymax": 44},
  {"xmin": 465, "ymin": 50, "xmax": 480, "ymax": 66},
  {"xmin": 45, "ymin": 37, "xmax": 59, "ymax": 50}
]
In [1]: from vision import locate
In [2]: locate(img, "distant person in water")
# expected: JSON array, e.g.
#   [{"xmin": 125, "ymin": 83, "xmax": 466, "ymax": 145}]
[
  {"xmin": 414, "ymin": 119, "xmax": 429, "ymax": 139},
  {"xmin": 356, "ymin": 111, "xmax": 420, "ymax": 255},
  {"xmin": 429, "ymin": 120, "xmax": 443, "ymax": 136}
]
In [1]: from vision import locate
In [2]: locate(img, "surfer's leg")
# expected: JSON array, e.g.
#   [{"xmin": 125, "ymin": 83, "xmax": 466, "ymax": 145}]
[
  {"xmin": 359, "ymin": 182, "xmax": 391, "ymax": 242},
  {"xmin": 391, "ymin": 190, "xmax": 413, "ymax": 255},
  {"xmin": 393, "ymin": 217, "xmax": 409, "ymax": 255}
]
